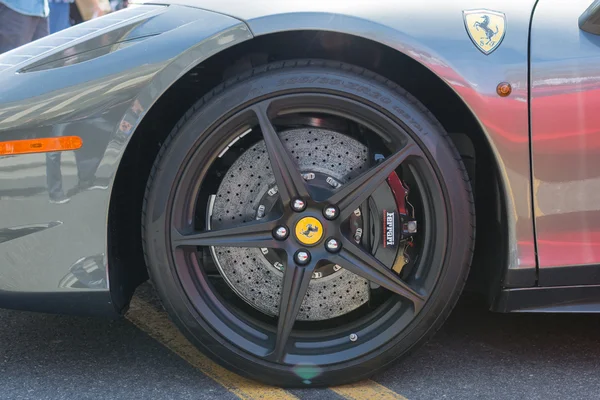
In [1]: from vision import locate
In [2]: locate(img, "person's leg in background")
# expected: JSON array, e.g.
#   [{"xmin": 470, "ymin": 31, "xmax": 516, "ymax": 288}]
[
  {"xmin": 0, "ymin": 0, "xmax": 49, "ymax": 54},
  {"xmin": 0, "ymin": 4, "xmax": 38, "ymax": 53},
  {"xmin": 32, "ymin": 10, "xmax": 49, "ymax": 39},
  {"xmin": 48, "ymin": 1, "xmax": 70, "ymax": 34}
]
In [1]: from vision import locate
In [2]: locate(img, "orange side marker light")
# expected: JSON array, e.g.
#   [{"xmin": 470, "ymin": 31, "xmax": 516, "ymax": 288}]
[
  {"xmin": 496, "ymin": 82, "xmax": 512, "ymax": 97},
  {"xmin": 0, "ymin": 136, "xmax": 82, "ymax": 156}
]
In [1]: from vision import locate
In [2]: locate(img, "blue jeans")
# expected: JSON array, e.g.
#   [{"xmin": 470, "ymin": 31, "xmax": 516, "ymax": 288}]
[
  {"xmin": 0, "ymin": 3, "xmax": 48, "ymax": 53},
  {"xmin": 48, "ymin": 2, "xmax": 70, "ymax": 34}
]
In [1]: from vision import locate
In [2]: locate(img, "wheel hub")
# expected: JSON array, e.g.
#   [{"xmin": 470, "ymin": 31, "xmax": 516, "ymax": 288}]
[{"xmin": 294, "ymin": 217, "xmax": 323, "ymax": 246}]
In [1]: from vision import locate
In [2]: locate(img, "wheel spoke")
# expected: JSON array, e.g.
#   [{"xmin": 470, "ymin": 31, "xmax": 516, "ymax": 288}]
[
  {"xmin": 268, "ymin": 255, "xmax": 315, "ymax": 362},
  {"xmin": 327, "ymin": 143, "xmax": 420, "ymax": 220},
  {"xmin": 171, "ymin": 219, "xmax": 279, "ymax": 249},
  {"xmin": 331, "ymin": 238, "xmax": 426, "ymax": 312},
  {"xmin": 252, "ymin": 101, "xmax": 309, "ymax": 206}
]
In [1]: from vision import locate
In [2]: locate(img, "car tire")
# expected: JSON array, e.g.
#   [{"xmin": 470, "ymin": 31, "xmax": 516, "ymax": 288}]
[{"xmin": 142, "ymin": 59, "xmax": 475, "ymax": 387}]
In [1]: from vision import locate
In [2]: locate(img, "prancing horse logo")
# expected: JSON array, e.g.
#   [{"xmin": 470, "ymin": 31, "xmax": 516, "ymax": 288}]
[
  {"xmin": 463, "ymin": 10, "xmax": 506, "ymax": 55},
  {"xmin": 295, "ymin": 216, "xmax": 324, "ymax": 246},
  {"xmin": 301, "ymin": 224, "xmax": 319, "ymax": 238},
  {"xmin": 474, "ymin": 15, "xmax": 498, "ymax": 47}
]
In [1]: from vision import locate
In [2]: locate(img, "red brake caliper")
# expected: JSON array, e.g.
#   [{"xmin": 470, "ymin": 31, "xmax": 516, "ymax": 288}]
[{"xmin": 387, "ymin": 172, "xmax": 417, "ymax": 275}]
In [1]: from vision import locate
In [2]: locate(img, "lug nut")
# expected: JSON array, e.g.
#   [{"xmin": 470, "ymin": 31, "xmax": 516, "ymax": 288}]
[
  {"xmin": 323, "ymin": 205, "xmax": 338, "ymax": 220},
  {"xmin": 291, "ymin": 198, "xmax": 307, "ymax": 212},
  {"xmin": 325, "ymin": 237, "xmax": 341, "ymax": 253},
  {"xmin": 294, "ymin": 250, "xmax": 311, "ymax": 265},
  {"xmin": 349, "ymin": 333, "xmax": 358, "ymax": 342},
  {"xmin": 273, "ymin": 226, "xmax": 289, "ymax": 240}
]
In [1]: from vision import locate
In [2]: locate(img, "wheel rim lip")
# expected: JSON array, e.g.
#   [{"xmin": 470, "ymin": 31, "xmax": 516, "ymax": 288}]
[{"xmin": 166, "ymin": 91, "xmax": 450, "ymax": 365}]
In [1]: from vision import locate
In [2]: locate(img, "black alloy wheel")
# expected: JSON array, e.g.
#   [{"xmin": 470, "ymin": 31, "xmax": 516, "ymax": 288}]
[{"xmin": 143, "ymin": 60, "xmax": 475, "ymax": 387}]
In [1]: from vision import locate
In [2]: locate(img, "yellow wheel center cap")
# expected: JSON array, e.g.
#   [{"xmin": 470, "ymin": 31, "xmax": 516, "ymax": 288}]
[{"xmin": 295, "ymin": 217, "xmax": 324, "ymax": 246}]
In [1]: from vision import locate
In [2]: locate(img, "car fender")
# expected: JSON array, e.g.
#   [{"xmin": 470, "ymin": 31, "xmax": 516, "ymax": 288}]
[
  {"xmin": 147, "ymin": 0, "xmax": 537, "ymax": 284},
  {"xmin": 0, "ymin": 5, "xmax": 251, "ymax": 315}
]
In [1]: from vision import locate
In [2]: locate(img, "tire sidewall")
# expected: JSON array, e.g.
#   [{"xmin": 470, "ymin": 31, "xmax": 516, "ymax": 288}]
[{"xmin": 143, "ymin": 61, "xmax": 473, "ymax": 386}]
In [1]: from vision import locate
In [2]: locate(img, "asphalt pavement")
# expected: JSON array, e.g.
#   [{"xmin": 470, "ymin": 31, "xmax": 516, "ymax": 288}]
[{"xmin": 1, "ymin": 284, "xmax": 600, "ymax": 400}]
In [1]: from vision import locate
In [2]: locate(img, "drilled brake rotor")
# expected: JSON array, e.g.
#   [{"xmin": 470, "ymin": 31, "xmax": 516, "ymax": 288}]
[{"xmin": 210, "ymin": 128, "xmax": 371, "ymax": 320}]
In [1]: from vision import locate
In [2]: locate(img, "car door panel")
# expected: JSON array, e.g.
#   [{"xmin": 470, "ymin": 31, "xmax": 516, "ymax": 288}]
[{"xmin": 531, "ymin": 0, "xmax": 600, "ymax": 284}]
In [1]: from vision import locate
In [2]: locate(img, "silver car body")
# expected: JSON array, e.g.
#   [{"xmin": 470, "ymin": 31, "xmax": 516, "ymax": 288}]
[{"xmin": 0, "ymin": 0, "xmax": 597, "ymax": 314}]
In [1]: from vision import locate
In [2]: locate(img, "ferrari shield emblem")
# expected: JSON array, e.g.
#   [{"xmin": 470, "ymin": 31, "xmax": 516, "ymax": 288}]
[{"xmin": 463, "ymin": 10, "xmax": 506, "ymax": 55}]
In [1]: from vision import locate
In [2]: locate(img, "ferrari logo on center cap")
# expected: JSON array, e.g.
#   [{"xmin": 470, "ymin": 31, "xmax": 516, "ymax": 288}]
[
  {"xmin": 463, "ymin": 9, "xmax": 506, "ymax": 55},
  {"xmin": 295, "ymin": 217, "xmax": 323, "ymax": 246}
]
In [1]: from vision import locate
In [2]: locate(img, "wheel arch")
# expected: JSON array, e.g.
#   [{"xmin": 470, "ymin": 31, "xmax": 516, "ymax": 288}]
[{"xmin": 108, "ymin": 26, "xmax": 510, "ymax": 311}]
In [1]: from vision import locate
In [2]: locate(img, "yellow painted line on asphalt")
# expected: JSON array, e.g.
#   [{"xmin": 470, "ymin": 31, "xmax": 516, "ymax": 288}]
[
  {"xmin": 126, "ymin": 297, "xmax": 299, "ymax": 400},
  {"xmin": 331, "ymin": 381, "xmax": 409, "ymax": 400},
  {"xmin": 127, "ymin": 296, "xmax": 408, "ymax": 400}
]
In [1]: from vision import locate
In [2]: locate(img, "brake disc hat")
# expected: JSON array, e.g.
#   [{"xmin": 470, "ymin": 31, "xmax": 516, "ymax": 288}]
[{"xmin": 210, "ymin": 128, "xmax": 371, "ymax": 320}]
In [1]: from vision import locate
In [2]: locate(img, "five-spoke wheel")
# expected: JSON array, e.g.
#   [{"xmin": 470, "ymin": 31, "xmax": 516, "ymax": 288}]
[{"xmin": 143, "ymin": 60, "xmax": 474, "ymax": 387}]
